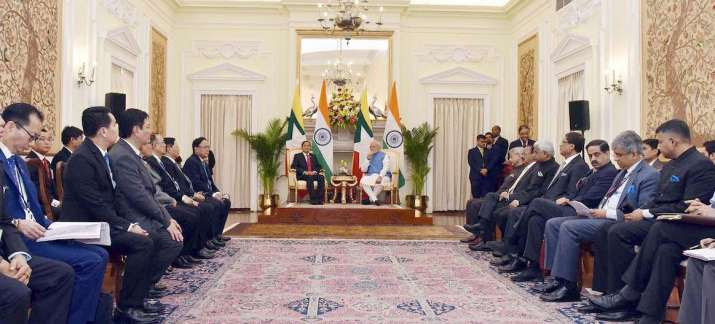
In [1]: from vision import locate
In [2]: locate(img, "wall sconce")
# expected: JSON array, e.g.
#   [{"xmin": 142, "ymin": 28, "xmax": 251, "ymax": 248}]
[
  {"xmin": 77, "ymin": 62, "xmax": 95, "ymax": 86},
  {"xmin": 604, "ymin": 70, "xmax": 623, "ymax": 95}
]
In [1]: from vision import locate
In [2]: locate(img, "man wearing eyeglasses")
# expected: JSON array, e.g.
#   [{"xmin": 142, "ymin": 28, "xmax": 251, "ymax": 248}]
[
  {"xmin": 26, "ymin": 128, "xmax": 61, "ymax": 218},
  {"xmin": 0, "ymin": 103, "xmax": 108, "ymax": 324}
]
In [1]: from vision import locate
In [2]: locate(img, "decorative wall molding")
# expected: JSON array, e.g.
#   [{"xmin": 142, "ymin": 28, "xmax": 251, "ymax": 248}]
[
  {"xmin": 550, "ymin": 34, "xmax": 591, "ymax": 63},
  {"xmin": 106, "ymin": 26, "xmax": 142, "ymax": 56},
  {"xmin": 416, "ymin": 45, "xmax": 499, "ymax": 64},
  {"xmin": 188, "ymin": 63, "xmax": 266, "ymax": 82},
  {"xmin": 101, "ymin": 0, "xmax": 138, "ymax": 25},
  {"xmin": 555, "ymin": 0, "xmax": 601, "ymax": 34},
  {"xmin": 420, "ymin": 66, "xmax": 498, "ymax": 86},
  {"xmin": 192, "ymin": 41, "xmax": 268, "ymax": 59}
]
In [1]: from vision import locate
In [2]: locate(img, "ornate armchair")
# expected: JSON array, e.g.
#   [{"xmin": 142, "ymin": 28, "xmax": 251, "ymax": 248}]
[{"xmin": 286, "ymin": 148, "xmax": 328, "ymax": 203}]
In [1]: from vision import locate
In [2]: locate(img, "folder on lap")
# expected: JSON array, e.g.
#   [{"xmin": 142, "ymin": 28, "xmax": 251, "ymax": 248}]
[
  {"xmin": 36, "ymin": 222, "xmax": 111, "ymax": 246},
  {"xmin": 655, "ymin": 213, "xmax": 715, "ymax": 227}
]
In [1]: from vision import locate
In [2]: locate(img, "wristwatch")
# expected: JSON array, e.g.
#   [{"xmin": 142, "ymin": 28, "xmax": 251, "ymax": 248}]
[{"xmin": 11, "ymin": 219, "xmax": 20, "ymax": 227}]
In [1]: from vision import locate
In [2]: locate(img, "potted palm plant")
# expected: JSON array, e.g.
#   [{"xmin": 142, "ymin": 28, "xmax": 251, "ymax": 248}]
[
  {"xmin": 402, "ymin": 123, "xmax": 438, "ymax": 212},
  {"xmin": 233, "ymin": 118, "xmax": 289, "ymax": 210}
]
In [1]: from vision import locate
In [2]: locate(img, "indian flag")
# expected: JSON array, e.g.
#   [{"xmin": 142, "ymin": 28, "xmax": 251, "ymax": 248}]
[
  {"xmin": 285, "ymin": 85, "xmax": 306, "ymax": 174},
  {"xmin": 312, "ymin": 80, "xmax": 333, "ymax": 180},
  {"xmin": 383, "ymin": 81, "xmax": 406, "ymax": 187},
  {"xmin": 352, "ymin": 88, "xmax": 373, "ymax": 179}
]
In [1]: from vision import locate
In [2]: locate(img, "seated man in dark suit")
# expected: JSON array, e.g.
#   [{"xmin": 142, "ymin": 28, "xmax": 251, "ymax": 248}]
[
  {"xmin": 589, "ymin": 119, "xmax": 715, "ymax": 323},
  {"xmin": 183, "ymin": 137, "xmax": 231, "ymax": 242},
  {"xmin": 0, "ymin": 154, "xmax": 75, "ymax": 324},
  {"xmin": 462, "ymin": 146, "xmax": 527, "ymax": 243},
  {"xmin": 538, "ymin": 131, "xmax": 659, "ymax": 302},
  {"xmin": 508, "ymin": 124, "xmax": 536, "ymax": 150},
  {"xmin": 467, "ymin": 135, "xmax": 488, "ymax": 198},
  {"xmin": 26, "ymin": 127, "xmax": 61, "ymax": 217},
  {"xmin": 0, "ymin": 103, "xmax": 108, "ymax": 324},
  {"xmin": 50, "ymin": 126, "xmax": 83, "ymax": 176},
  {"xmin": 291, "ymin": 140, "xmax": 324, "ymax": 204},
  {"xmin": 145, "ymin": 134, "xmax": 217, "ymax": 262}
]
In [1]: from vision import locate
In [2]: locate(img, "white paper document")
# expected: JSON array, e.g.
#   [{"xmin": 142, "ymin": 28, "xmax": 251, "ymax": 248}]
[
  {"xmin": 37, "ymin": 222, "xmax": 111, "ymax": 246},
  {"xmin": 568, "ymin": 201, "xmax": 592, "ymax": 217},
  {"xmin": 683, "ymin": 248, "xmax": 715, "ymax": 262}
]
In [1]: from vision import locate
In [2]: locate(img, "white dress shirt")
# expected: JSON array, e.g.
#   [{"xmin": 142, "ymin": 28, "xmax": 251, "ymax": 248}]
[{"xmin": 601, "ymin": 160, "xmax": 642, "ymax": 220}]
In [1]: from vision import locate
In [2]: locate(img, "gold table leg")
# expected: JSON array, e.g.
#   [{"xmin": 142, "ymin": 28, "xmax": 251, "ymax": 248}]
[{"xmin": 341, "ymin": 181, "xmax": 348, "ymax": 204}]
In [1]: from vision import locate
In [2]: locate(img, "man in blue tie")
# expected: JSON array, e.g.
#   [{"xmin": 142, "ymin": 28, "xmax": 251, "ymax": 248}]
[
  {"xmin": 0, "ymin": 103, "xmax": 108, "ymax": 324},
  {"xmin": 360, "ymin": 140, "xmax": 391, "ymax": 205}
]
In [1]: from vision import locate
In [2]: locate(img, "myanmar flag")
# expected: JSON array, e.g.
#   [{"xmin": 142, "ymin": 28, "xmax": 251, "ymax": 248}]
[
  {"xmin": 312, "ymin": 81, "xmax": 333, "ymax": 181},
  {"xmin": 285, "ymin": 85, "xmax": 306, "ymax": 174},
  {"xmin": 383, "ymin": 81, "xmax": 406, "ymax": 188},
  {"xmin": 352, "ymin": 88, "xmax": 373, "ymax": 180}
]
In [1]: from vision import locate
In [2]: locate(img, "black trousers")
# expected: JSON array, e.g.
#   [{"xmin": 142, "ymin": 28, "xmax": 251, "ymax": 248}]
[
  {"xmin": 622, "ymin": 221, "xmax": 715, "ymax": 319},
  {"xmin": 465, "ymin": 198, "xmax": 484, "ymax": 225},
  {"xmin": 0, "ymin": 256, "xmax": 74, "ymax": 324},
  {"xmin": 144, "ymin": 227, "xmax": 182, "ymax": 285},
  {"xmin": 591, "ymin": 220, "xmax": 653, "ymax": 294},
  {"xmin": 298, "ymin": 174, "xmax": 325, "ymax": 202},
  {"xmin": 476, "ymin": 192, "xmax": 508, "ymax": 241},
  {"xmin": 167, "ymin": 204, "xmax": 208, "ymax": 255},
  {"xmin": 203, "ymin": 196, "xmax": 230, "ymax": 237},
  {"xmin": 520, "ymin": 198, "xmax": 575, "ymax": 262},
  {"xmin": 503, "ymin": 206, "xmax": 527, "ymax": 254}
]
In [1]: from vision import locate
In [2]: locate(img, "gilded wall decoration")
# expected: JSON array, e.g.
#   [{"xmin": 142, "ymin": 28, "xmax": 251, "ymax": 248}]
[
  {"xmin": 150, "ymin": 27, "xmax": 167, "ymax": 135},
  {"xmin": 518, "ymin": 35, "xmax": 538, "ymax": 138},
  {"xmin": 642, "ymin": 0, "xmax": 715, "ymax": 143},
  {"xmin": 0, "ymin": 0, "xmax": 61, "ymax": 134}
]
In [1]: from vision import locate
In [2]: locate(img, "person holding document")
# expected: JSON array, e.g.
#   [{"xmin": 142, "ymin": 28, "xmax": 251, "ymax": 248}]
[
  {"xmin": 679, "ymin": 195, "xmax": 715, "ymax": 324},
  {"xmin": 0, "ymin": 103, "xmax": 108, "ymax": 324},
  {"xmin": 536, "ymin": 131, "xmax": 659, "ymax": 302}
]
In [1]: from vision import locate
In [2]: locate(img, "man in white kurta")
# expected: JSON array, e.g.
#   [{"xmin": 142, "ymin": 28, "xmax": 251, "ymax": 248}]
[{"xmin": 360, "ymin": 140, "xmax": 391, "ymax": 205}]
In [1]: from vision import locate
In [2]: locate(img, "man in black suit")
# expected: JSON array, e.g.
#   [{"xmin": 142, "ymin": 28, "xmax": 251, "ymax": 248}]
[
  {"xmin": 183, "ymin": 137, "xmax": 232, "ymax": 242},
  {"xmin": 162, "ymin": 138, "xmax": 229, "ymax": 247},
  {"xmin": 483, "ymin": 134, "xmax": 506, "ymax": 194},
  {"xmin": 0, "ymin": 131, "xmax": 75, "ymax": 323},
  {"xmin": 146, "ymin": 133, "xmax": 218, "ymax": 261},
  {"xmin": 468, "ymin": 141, "xmax": 559, "ymax": 249},
  {"xmin": 491, "ymin": 125, "xmax": 509, "ymax": 153},
  {"xmin": 498, "ymin": 132, "xmax": 590, "ymax": 279},
  {"xmin": 291, "ymin": 140, "xmax": 324, "ymax": 204},
  {"xmin": 467, "ymin": 135, "xmax": 488, "ymax": 198},
  {"xmin": 50, "ymin": 126, "xmax": 83, "ymax": 177},
  {"xmin": 61, "ymin": 107, "xmax": 173, "ymax": 323},
  {"xmin": 508, "ymin": 125, "xmax": 536, "ymax": 150},
  {"xmin": 26, "ymin": 127, "xmax": 61, "ymax": 218},
  {"xmin": 589, "ymin": 119, "xmax": 715, "ymax": 323}
]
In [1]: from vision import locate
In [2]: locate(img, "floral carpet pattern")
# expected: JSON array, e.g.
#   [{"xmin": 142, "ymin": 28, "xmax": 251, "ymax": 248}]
[{"xmin": 157, "ymin": 239, "xmax": 603, "ymax": 323}]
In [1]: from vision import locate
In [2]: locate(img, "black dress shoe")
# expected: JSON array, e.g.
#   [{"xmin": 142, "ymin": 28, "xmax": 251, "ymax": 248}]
[
  {"xmin": 361, "ymin": 199, "xmax": 371, "ymax": 205},
  {"xmin": 460, "ymin": 235, "xmax": 479, "ymax": 243},
  {"xmin": 374, "ymin": 200, "xmax": 381, "ymax": 206},
  {"xmin": 218, "ymin": 235, "xmax": 231, "ymax": 242},
  {"xmin": 468, "ymin": 242, "xmax": 492, "ymax": 252},
  {"xmin": 171, "ymin": 257, "xmax": 193, "ymax": 269},
  {"xmin": 498, "ymin": 258, "xmax": 526, "ymax": 273},
  {"xmin": 595, "ymin": 309, "xmax": 641, "ymax": 321},
  {"xmin": 540, "ymin": 285, "xmax": 581, "ymax": 302},
  {"xmin": 575, "ymin": 303, "xmax": 603, "ymax": 314},
  {"xmin": 462, "ymin": 224, "xmax": 483, "ymax": 234},
  {"xmin": 115, "ymin": 307, "xmax": 159, "ymax": 323},
  {"xmin": 205, "ymin": 240, "xmax": 220, "ymax": 250},
  {"xmin": 491, "ymin": 250, "xmax": 505, "ymax": 258},
  {"xmin": 143, "ymin": 300, "xmax": 164, "ymax": 314},
  {"xmin": 153, "ymin": 283, "xmax": 168, "ymax": 291},
  {"xmin": 589, "ymin": 293, "xmax": 635, "ymax": 311},
  {"xmin": 532, "ymin": 280, "xmax": 560, "ymax": 294},
  {"xmin": 211, "ymin": 238, "xmax": 226, "ymax": 247},
  {"xmin": 148, "ymin": 287, "xmax": 170, "ymax": 299},
  {"xmin": 511, "ymin": 267, "xmax": 543, "ymax": 282},
  {"xmin": 490, "ymin": 254, "xmax": 513, "ymax": 266},
  {"xmin": 194, "ymin": 248, "xmax": 215, "ymax": 259}
]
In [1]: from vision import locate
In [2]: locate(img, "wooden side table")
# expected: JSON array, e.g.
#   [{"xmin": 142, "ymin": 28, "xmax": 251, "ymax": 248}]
[{"xmin": 330, "ymin": 175, "xmax": 358, "ymax": 204}]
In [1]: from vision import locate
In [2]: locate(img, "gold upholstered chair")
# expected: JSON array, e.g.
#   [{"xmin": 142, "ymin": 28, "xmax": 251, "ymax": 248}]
[
  {"xmin": 286, "ymin": 148, "xmax": 328, "ymax": 203},
  {"xmin": 357, "ymin": 149, "xmax": 401, "ymax": 205}
]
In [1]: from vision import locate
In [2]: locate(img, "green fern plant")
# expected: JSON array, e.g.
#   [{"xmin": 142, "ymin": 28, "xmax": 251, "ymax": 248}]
[
  {"xmin": 232, "ymin": 118, "xmax": 290, "ymax": 196},
  {"xmin": 401, "ymin": 123, "xmax": 438, "ymax": 196}
]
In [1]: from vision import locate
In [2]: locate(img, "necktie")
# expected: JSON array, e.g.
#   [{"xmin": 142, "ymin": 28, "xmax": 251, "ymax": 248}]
[
  {"xmin": 42, "ymin": 158, "xmax": 51, "ymax": 181},
  {"xmin": 603, "ymin": 170, "xmax": 627, "ymax": 200},
  {"xmin": 306, "ymin": 154, "xmax": 312, "ymax": 172},
  {"xmin": 9, "ymin": 156, "xmax": 34, "ymax": 220},
  {"xmin": 156, "ymin": 157, "xmax": 179, "ymax": 191},
  {"xmin": 104, "ymin": 154, "xmax": 116, "ymax": 189},
  {"xmin": 202, "ymin": 162, "xmax": 212, "ymax": 191}
]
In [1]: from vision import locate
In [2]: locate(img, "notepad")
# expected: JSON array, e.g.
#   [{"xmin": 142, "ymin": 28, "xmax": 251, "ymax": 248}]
[
  {"xmin": 36, "ymin": 222, "xmax": 111, "ymax": 246},
  {"xmin": 683, "ymin": 248, "xmax": 715, "ymax": 261}
]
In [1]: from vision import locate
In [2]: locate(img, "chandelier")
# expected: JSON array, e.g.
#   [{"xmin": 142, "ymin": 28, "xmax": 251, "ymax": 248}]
[
  {"xmin": 322, "ymin": 40, "xmax": 353, "ymax": 87},
  {"xmin": 317, "ymin": 0, "xmax": 383, "ymax": 42}
]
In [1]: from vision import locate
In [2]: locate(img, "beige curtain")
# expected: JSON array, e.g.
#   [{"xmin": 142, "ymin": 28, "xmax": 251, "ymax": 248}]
[
  {"xmin": 433, "ymin": 98, "xmax": 483, "ymax": 211},
  {"xmin": 200, "ymin": 94, "xmax": 251, "ymax": 208},
  {"xmin": 557, "ymin": 70, "xmax": 585, "ymax": 142},
  {"xmin": 110, "ymin": 64, "xmax": 135, "ymax": 107}
]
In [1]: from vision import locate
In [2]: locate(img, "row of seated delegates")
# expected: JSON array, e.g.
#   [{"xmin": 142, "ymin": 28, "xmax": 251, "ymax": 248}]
[
  {"xmin": 0, "ymin": 103, "xmax": 108, "ymax": 324},
  {"xmin": 467, "ymin": 133, "xmax": 505, "ymax": 199},
  {"xmin": 183, "ymin": 136, "xmax": 232, "ymax": 232}
]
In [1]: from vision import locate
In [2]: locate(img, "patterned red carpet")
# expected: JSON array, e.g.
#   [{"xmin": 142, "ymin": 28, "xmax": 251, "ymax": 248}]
[{"xmin": 153, "ymin": 238, "xmax": 600, "ymax": 323}]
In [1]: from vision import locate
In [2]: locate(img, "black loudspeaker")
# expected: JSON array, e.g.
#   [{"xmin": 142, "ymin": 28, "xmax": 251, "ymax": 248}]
[
  {"xmin": 105, "ymin": 93, "xmax": 126, "ymax": 118},
  {"xmin": 569, "ymin": 100, "xmax": 590, "ymax": 131}
]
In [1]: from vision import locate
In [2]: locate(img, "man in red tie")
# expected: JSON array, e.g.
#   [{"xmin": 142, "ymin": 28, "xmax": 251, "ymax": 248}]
[
  {"xmin": 26, "ymin": 128, "xmax": 61, "ymax": 218},
  {"xmin": 291, "ymin": 140, "xmax": 324, "ymax": 205}
]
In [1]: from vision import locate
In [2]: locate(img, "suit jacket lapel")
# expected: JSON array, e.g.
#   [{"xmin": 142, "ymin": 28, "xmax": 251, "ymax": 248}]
[{"xmin": 617, "ymin": 162, "xmax": 643, "ymax": 207}]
